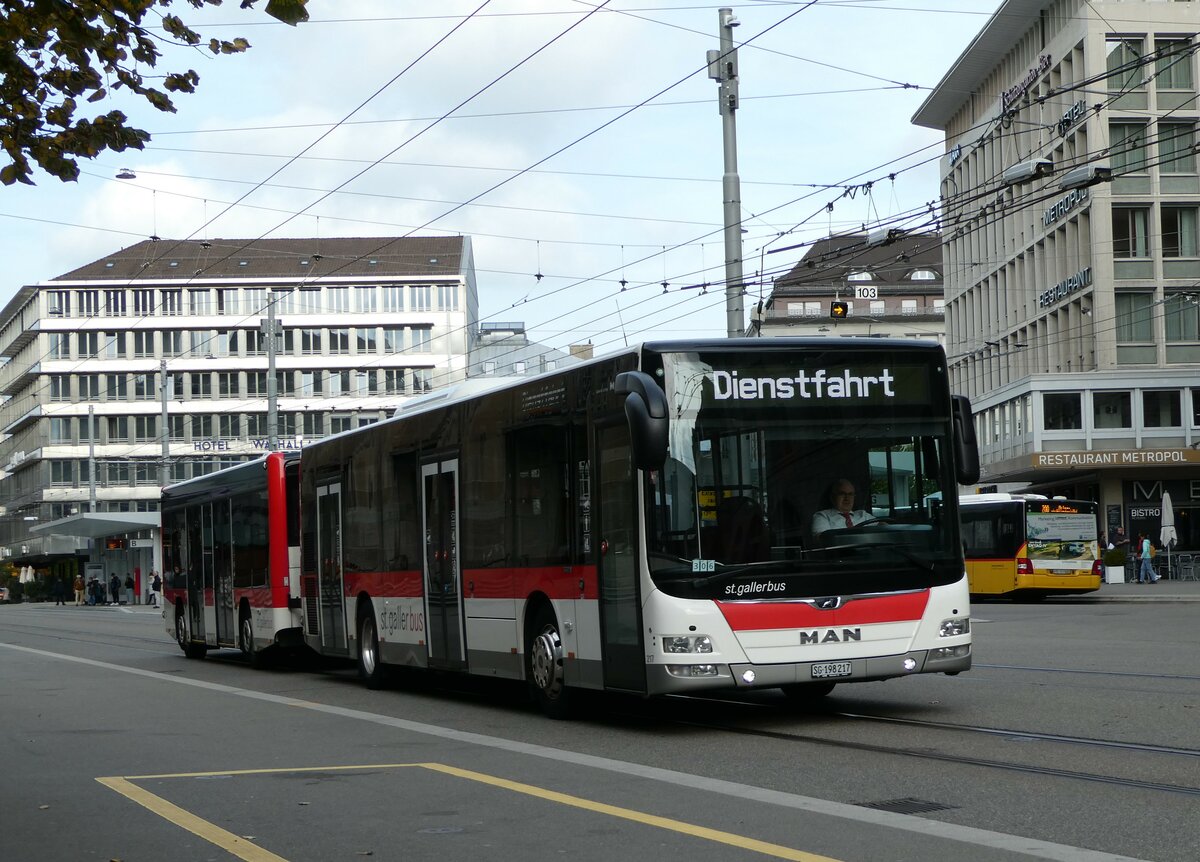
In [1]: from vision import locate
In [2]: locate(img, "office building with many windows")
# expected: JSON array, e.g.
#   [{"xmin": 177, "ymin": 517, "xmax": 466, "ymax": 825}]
[
  {"xmin": 914, "ymin": 0, "xmax": 1200, "ymax": 549},
  {"xmin": 0, "ymin": 235, "xmax": 478, "ymax": 579}
]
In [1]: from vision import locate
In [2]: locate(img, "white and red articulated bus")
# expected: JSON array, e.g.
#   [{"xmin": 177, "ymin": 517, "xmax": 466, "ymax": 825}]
[{"xmin": 163, "ymin": 338, "xmax": 979, "ymax": 717}]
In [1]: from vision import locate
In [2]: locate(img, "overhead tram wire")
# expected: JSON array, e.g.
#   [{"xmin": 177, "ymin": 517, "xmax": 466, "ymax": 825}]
[
  {"xmin": 151, "ymin": 0, "xmax": 498, "ymax": 269},
  {"xmin": 32, "ymin": 5, "xmax": 1184, "ymax": 414},
  {"xmin": 324, "ymin": 1, "xmax": 824, "ymax": 270},
  {"xmin": 186, "ymin": 0, "xmax": 621, "ymax": 285},
  {"xmin": 238, "ymin": 1, "xmax": 830, "ymax": 367}
]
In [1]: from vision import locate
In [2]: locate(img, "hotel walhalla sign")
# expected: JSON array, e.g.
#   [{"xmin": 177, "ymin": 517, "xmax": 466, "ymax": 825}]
[{"xmin": 1033, "ymin": 449, "xmax": 1200, "ymax": 468}]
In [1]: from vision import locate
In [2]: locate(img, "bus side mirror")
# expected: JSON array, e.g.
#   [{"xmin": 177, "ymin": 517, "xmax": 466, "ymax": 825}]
[
  {"xmin": 615, "ymin": 370, "xmax": 669, "ymax": 470},
  {"xmin": 952, "ymin": 394, "xmax": 980, "ymax": 485}
]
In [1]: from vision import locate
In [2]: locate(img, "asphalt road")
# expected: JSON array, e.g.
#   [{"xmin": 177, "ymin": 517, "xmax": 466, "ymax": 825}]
[{"xmin": 1, "ymin": 595, "xmax": 1196, "ymax": 862}]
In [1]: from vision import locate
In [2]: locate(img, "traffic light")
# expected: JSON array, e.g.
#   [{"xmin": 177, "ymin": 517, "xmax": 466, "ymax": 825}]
[{"xmin": 830, "ymin": 301, "xmax": 849, "ymax": 319}]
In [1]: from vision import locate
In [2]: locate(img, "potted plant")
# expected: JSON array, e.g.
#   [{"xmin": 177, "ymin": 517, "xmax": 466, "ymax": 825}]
[{"xmin": 1102, "ymin": 547, "xmax": 1127, "ymax": 584}]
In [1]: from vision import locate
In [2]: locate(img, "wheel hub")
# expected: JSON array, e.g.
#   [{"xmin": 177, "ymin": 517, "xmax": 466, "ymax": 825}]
[
  {"xmin": 531, "ymin": 626, "xmax": 563, "ymax": 696},
  {"xmin": 361, "ymin": 619, "xmax": 377, "ymax": 676}
]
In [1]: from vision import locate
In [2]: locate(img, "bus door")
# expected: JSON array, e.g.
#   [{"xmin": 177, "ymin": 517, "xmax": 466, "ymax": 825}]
[
  {"xmin": 315, "ymin": 480, "xmax": 348, "ymax": 654},
  {"xmin": 186, "ymin": 506, "xmax": 207, "ymax": 645},
  {"xmin": 213, "ymin": 499, "xmax": 235, "ymax": 646},
  {"xmin": 595, "ymin": 423, "xmax": 646, "ymax": 693},
  {"xmin": 421, "ymin": 458, "xmax": 465, "ymax": 670}
]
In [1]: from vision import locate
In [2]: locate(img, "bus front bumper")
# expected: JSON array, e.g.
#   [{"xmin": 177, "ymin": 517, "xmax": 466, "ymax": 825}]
[{"xmin": 646, "ymin": 647, "xmax": 971, "ymax": 694}]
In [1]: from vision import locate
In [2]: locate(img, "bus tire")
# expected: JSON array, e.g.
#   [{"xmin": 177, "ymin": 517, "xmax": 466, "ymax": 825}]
[
  {"xmin": 358, "ymin": 608, "xmax": 386, "ymax": 690},
  {"xmin": 527, "ymin": 605, "xmax": 570, "ymax": 719},
  {"xmin": 176, "ymin": 611, "xmax": 206, "ymax": 660},
  {"xmin": 780, "ymin": 681, "xmax": 836, "ymax": 701},
  {"xmin": 239, "ymin": 608, "xmax": 266, "ymax": 669}
]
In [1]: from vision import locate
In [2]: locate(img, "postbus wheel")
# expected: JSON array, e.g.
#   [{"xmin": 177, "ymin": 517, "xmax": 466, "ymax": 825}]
[
  {"xmin": 527, "ymin": 606, "xmax": 570, "ymax": 719},
  {"xmin": 358, "ymin": 607, "xmax": 386, "ymax": 690},
  {"xmin": 176, "ymin": 611, "xmax": 206, "ymax": 660},
  {"xmin": 780, "ymin": 681, "xmax": 836, "ymax": 702}
]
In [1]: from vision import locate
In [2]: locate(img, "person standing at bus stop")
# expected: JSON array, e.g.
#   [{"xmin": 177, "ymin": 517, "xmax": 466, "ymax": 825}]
[{"xmin": 1137, "ymin": 533, "xmax": 1159, "ymax": 583}]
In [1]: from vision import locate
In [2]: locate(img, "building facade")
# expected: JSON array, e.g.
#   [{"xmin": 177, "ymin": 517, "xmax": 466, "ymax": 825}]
[
  {"xmin": 752, "ymin": 232, "xmax": 946, "ymax": 342},
  {"xmin": 914, "ymin": 0, "xmax": 1200, "ymax": 549},
  {"xmin": 0, "ymin": 235, "xmax": 478, "ymax": 580},
  {"xmin": 466, "ymin": 321, "xmax": 588, "ymax": 377}
]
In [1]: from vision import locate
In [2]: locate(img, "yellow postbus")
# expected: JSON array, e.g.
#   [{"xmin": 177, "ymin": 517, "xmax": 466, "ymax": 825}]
[{"xmin": 959, "ymin": 493, "xmax": 1102, "ymax": 599}]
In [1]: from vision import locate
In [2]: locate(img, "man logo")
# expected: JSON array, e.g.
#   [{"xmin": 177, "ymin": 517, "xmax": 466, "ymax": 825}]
[
  {"xmin": 814, "ymin": 596, "xmax": 842, "ymax": 610},
  {"xmin": 799, "ymin": 628, "xmax": 862, "ymax": 645}
]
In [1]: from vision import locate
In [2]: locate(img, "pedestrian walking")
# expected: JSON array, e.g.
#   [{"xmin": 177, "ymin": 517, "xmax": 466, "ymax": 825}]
[
  {"xmin": 1137, "ymin": 533, "xmax": 1159, "ymax": 583},
  {"xmin": 73, "ymin": 574, "xmax": 85, "ymax": 606},
  {"xmin": 108, "ymin": 573, "xmax": 121, "ymax": 605},
  {"xmin": 148, "ymin": 570, "xmax": 161, "ymax": 608},
  {"xmin": 52, "ymin": 575, "xmax": 67, "ymax": 606}
]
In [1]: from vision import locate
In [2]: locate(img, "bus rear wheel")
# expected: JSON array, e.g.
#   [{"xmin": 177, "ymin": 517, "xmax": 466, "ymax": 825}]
[
  {"xmin": 240, "ymin": 610, "xmax": 266, "ymax": 669},
  {"xmin": 527, "ymin": 607, "xmax": 570, "ymax": 719},
  {"xmin": 176, "ymin": 612, "xmax": 206, "ymax": 660},
  {"xmin": 358, "ymin": 609, "xmax": 386, "ymax": 690}
]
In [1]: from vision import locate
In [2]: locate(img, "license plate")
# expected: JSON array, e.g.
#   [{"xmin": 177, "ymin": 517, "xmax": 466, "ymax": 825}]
[{"xmin": 811, "ymin": 661, "xmax": 852, "ymax": 679}]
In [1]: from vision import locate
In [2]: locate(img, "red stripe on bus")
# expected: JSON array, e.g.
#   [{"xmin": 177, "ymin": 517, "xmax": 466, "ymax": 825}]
[
  {"xmin": 328, "ymin": 566, "xmax": 599, "ymax": 600},
  {"xmin": 233, "ymin": 586, "xmax": 287, "ymax": 609},
  {"xmin": 716, "ymin": 591, "xmax": 930, "ymax": 631},
  {"xmin": 340, "ymin": 571, "xmax": 424, "ymax": 597}
]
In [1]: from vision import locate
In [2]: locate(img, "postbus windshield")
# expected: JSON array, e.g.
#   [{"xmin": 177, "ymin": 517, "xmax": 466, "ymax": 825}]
[{"xmin": 644, "ymin": 347, "xmax": 964, "ymax": 599}]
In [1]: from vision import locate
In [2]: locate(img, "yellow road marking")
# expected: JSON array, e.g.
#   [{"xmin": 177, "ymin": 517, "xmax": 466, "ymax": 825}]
[
  {"xmin": 96, "ymin": 776, "xmax": 288, "ymax": 862},
  {"xmin": 423, "ymin": 763, "xmax": 843, "ymax": 862},
  {"xmin": 99, "ymin": 763, "xmax": 845, "ymax": 862}
]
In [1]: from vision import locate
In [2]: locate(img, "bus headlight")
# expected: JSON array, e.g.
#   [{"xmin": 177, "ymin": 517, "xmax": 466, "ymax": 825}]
[
  {"xmin": 662, "ymin": 635, "xmax": 714, "ymax": 654},
  {"xmin": 939, "ymin": 617, "xmax": 970, "ymax": 637},
  {"xmin": 929, "ymin": 645, "xmax": 971, "ymax": 660},
  {"xmin": 665, "ymin": 664, "xmax": 719, "ymax": 678}
]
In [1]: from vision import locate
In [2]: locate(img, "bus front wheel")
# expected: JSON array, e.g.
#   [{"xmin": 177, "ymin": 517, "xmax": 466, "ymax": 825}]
[
  {"xmin": 358, "ymin": 608, "xmax": 386, "ymax": 690},
  {"xmin": 527, "ymin": 606, "xmax": 570, "ymax": 719}
]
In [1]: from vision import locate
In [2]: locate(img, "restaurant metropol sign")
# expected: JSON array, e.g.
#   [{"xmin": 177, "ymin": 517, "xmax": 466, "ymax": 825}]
[{"xmin": 1032, "ymin": 449, "xmax": 1200, "ymax": 469}]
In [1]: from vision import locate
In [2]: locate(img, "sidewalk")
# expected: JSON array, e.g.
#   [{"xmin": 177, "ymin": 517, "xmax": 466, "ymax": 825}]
[{"xmin": 1053, "ymin": 576, "xmax": 1200, "ymax": 602}]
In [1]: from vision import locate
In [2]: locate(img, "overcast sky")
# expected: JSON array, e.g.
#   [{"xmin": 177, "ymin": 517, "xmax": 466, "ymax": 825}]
[{"xmin": 0, "ymin": 0, "xmax": 1001, "ymax": 354}]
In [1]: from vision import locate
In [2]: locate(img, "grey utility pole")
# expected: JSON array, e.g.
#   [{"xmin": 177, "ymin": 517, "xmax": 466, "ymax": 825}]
[
  {"xmin": 264, "ymin": 292, "xmax": 282, "ymax": 451},
  {"xmin": 708, "ymin": 7, "xmax": 745, "ymax": 338},
  {"xmin": 159, "ymin": 358, "xmax": 170, "ymax": 489},
  {"xmin": 88, "ymin": 404, "xmax": 96, "ymax": 512}
]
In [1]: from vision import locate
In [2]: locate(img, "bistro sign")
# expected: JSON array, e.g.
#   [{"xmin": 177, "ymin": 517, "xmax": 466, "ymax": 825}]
[{"xmin": 1033, "ymin": 449, "xmax": 1200, "ymax": 468}]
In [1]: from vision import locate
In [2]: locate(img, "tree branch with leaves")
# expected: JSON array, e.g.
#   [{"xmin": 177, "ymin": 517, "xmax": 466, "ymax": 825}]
[{"xmin": 0, "ymin": 0, "xmax": 308, "ymax": 185}]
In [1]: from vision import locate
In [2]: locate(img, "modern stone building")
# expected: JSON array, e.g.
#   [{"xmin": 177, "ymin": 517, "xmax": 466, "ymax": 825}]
[
  {"xmin": 0, "ymin": 235, "xmax": 478, "ymax": 582},
  {"xmin": 914, "ymin": 0, "xmax": 1200, "ymax": 548},
  {"xmin": 752, "ymin": 231, "xmax": 946, "ymax": 342}
]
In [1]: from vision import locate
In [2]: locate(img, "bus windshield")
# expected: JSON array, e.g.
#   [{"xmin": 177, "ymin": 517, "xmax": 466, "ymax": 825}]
[
  {"xmin": 1026, "ymin": 504, "xmax": 1099, "ymax": 561},
  {"xmin": 645, "ymin": 348, "xmax": 964, "ymax": 599}
]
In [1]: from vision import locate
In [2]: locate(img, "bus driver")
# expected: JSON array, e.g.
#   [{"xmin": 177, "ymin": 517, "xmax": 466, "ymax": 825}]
[{"xmin": 811, "ymin": 479, "xmax": 873, "ymax": 539}]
